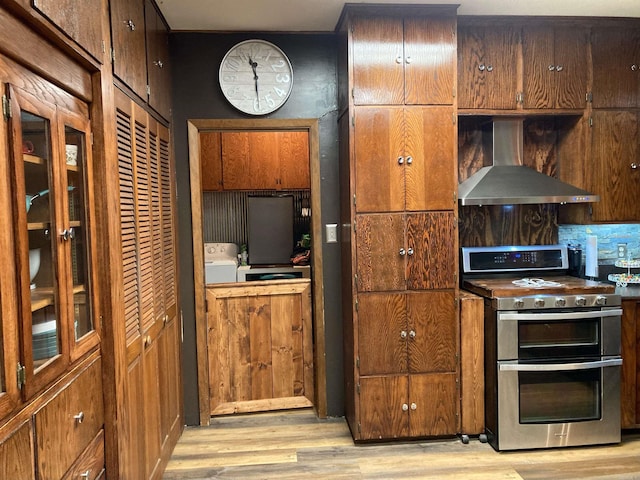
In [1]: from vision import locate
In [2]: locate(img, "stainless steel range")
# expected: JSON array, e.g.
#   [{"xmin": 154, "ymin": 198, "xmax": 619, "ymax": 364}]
[{"xmin": 462, "ymin": 244, "xmax": 622, "ymax": 451}]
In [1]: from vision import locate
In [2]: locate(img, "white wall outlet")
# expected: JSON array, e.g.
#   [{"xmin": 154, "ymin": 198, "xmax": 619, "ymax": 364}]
[
  {"xmin": 618, "ymin": 243, "xmax": 628, "ymax": 259},
  {"xmin": 325, "ymin": 224, "xmax": 338, "ymax": 243}
]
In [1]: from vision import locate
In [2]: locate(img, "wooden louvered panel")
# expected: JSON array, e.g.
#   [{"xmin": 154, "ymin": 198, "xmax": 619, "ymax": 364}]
[
  {"xmin": 159, "ymin": 132, "xmax": 176, "ymax": 312},
  {"xmin": 117, "ymin": 107, "xmax": 140, "ymax": 346},
  {"xmin": 149, "ymin": 130, "xmax": 165, "ymax": 320}
]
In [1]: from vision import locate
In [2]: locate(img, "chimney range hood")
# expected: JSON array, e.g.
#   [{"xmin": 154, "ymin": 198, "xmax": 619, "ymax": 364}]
[{"xmin": 457, "ymin": 118, "xmax": 599, "ymax": 206}]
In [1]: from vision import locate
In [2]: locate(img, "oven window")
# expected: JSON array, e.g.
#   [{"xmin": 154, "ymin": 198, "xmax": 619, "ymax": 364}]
[
  {"xmin": 519, "ymin": 319, "xmax": 600, "ymax": 359},
  {"xmin": 519, "ymin": 369, "xmax": 600, "ymax": 423}
]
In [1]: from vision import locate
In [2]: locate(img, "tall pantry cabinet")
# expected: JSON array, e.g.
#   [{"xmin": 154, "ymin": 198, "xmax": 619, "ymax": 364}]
[{"xmin": 337, "ymin": 5, "xmax": 459, "ymax": 441}]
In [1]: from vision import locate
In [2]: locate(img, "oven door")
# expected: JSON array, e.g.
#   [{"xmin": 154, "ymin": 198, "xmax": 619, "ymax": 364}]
[
  {"xmin": 497, "ymin": 308, "xmax": 623, "ymax": 360},
  {"xmin": 494, "ymin": 358, "xmax": 622, "ymax": 451}
]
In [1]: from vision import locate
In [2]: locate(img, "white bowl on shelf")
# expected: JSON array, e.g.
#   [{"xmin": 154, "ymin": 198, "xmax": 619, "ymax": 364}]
[{"xmin": 29, "ymin": 248, "xmax": 41, "ymax": 282}]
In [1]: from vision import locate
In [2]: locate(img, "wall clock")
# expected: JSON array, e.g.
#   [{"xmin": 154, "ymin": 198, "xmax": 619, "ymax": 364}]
[{"xmin": 219, "ymin": 39, "xmax": 294, "ymax": 115}]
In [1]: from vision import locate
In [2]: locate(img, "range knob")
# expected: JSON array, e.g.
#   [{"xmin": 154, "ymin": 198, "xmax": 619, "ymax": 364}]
[
  {"xmin": 534, "ymin": 297, "xmax": 546, "ymax": 308},
  {"xmin": 513, "ymin": 298, "xmax": 525, "ymax": 309},
  {"xmin": 595, "ymin": 295, "xmax": 607, "ymax": 306},
  {"xmin": 555, "ymin": 297, "xmax": 566, "ymax": 307},
  {"xmin": 575, "ymin": 296, "xmax": 587, "ymax": 307}
]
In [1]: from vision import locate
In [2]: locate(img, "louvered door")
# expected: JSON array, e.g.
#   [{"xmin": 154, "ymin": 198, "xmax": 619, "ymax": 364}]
[{"xmin": 115, "ymin": 89, "xmax": 181, "ymax": 479}]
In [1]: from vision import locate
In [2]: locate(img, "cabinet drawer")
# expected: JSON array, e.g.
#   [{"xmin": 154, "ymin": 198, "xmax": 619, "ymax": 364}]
[
  {"xmin": 35, "ymin": 357, "xmax": 103, "ymax": 480},
  {"xmin": 61, "ymin": 429, "xmax": 104, "ymax": 480}
]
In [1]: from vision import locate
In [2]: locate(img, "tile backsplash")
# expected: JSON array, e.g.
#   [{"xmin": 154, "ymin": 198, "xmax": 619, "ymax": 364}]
[{"xmin": 558, "ymin": 224, "xmax": 640, "ymax": 265}]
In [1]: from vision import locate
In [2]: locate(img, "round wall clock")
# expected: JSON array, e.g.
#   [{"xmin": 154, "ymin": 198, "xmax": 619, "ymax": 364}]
[{"xmin": 219, "ymin": 39, "xmax": 294, "ymax": 115}]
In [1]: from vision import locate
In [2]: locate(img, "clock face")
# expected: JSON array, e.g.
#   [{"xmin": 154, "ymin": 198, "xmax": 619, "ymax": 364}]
[{"xmin": 219, "ymin": 40, "xmax": 293, "ymax": 115}]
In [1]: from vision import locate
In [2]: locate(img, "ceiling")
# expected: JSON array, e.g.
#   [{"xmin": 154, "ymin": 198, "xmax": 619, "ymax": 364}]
[{"xmin": 156, "ymin": 0, "xmax": 640, "ymax": 32}]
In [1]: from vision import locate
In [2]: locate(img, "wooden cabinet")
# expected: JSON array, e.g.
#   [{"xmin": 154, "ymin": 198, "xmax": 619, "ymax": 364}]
[
  {"xmin": 206, "ymin": 280, "xmax": 314, "ymax": 415},
  {"xmin": 0, "ymin": 421, "xmax": 34, "ymax": 480},
  {"xmin": 589, "ymin": 111, "xmax": 640, "ymax": 222},
  {"xmin": 521, "ymin": 26, "xmax": 588, "ymax": 109},
  {"xmin": 110, "ymin": 0, "xmax": 171, "ymax": 120},
  {"xmin": 338, "ymin": 5, "xmax": 459, "ymax": 442},
  {"xmin": 459, "ymin": 291, "xmax": 484, "ymax": 436},
  {"xmin": 35, "ymin": 356, "xmax": 103, "ymax": 480},
  {"xmin": 351, "ymin": 14, "xmax": 456, "ymax": 105},
  {"xmin": 354, "ymin": 106, "xmax": 456, "ymax": 213},
  {"xmin": 458, "ymin": 26, "xmax": 519, "ymax": 110},
  {"xmin": 621, "ymin": 299, "xmax": 639, "ymax": 429},
  {"xmin": 115, "ymin": 90, "xmax": 181, "ymax": 479},
  {"xmin": 592, "ymin": 28, "xmax": 640, "ymax": 109}
]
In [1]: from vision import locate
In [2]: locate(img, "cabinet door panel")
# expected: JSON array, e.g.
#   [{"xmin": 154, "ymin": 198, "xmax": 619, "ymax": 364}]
[
  {"xmin": 407, "ymin": 291, "xmax": 457, "ymax": 374},
  {"xmin": 277, "ymin": 131, "xmax": 310, "ymax": 189},
  {"xmin": 404, "ymin": 16, "xmax": 456, "ymax": 105},
  {"xmin": 0, "ymin": 421, "xmax": 34, "ymax": 480},
  {"xmin": 406, "ymin": 212, "xmax": 457, "ymax": 290},
  {"xmin": 145, "ymin": 0, "xmax": 171, "ymax": 120},
  {"xmin": 621, "ymin": 300, "xmax": 637, "ymax": 428},
  {"xmin": 200, "ymin": 132, "xmax": 222, "ymax": 191},
  {"xmin": 355, "ymin": 214, "xmax": 405, "ymax": 292},
  {"xmin": 522, "ymin": 26, "xmax": 555, "ymax": 109},
  {"xmin": 404, "ymin": 107, "xmax": 456, "ymax": 211},
  {"xmin": 553, "ymin": 28, "xmax": 588, "ymax": 109},
  {"xmin": 110, "ymin": 0, "xmax": 147, "ymax": 99},
  {"xmin": 222, "ymin": 132, "xmax": 279, "ymax": 190},
  {"xmin": 357, "ymin": 293, "xmax": 407, "ymax": 375},
  {"xmin": 592, "ymin": 28, "xmax": 640, "ymax": 109},
  {"xmin": 458, "ymin": 27, "xmax": 519, "ymax": 110},
  {"xmin": 590, "ymin": 111, "xmax": 640, "ymax": 222},
  {"xmin": 352, "ymin": 16, "xmax": 404, "ymax": 105},
  {"xmin": 409, "ymin": 373, "xmax": 458, "ymax": 437},
  {"xmin": 358, "ymin": 376, "xmax": 409, "ymax": 440},
  {"xmin": 354, "ymin": 107, "xmax": 405, "ymax": 213}
]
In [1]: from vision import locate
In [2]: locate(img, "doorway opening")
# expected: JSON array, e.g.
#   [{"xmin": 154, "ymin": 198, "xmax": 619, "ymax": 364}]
[{"xmin": 187, "ymin": 118, "xmax": 326, "ymax": 425}]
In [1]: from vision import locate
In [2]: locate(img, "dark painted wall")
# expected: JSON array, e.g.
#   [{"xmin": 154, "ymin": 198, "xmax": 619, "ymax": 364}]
[{"xmin": 169, "ymin": 33, "xmax": 343, "ymax": 425}]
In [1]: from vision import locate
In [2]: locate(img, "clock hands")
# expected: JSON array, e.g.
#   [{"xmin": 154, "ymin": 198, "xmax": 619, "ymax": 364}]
[{"xmin": 249, "ymin": 57, "xmax": 259, "ymax": 108}]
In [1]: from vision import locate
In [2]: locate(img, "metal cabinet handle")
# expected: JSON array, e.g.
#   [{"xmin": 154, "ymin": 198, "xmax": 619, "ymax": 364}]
[
  {"xmin": 486, "ymin": 64, "xmax": 493, "ymax": 72},
  {"xmin": 74, "ymin": 411, "xmax": 84, "ymax": 424},
  {"xmin": 407, "ymin": 248, "xmax": 414, "ymax": 256},
  {"xmin": 399, "ymin": 248, "xmax": 406, "ymax": 256},
  {"xmin": 556, "ymin": 65, "xmax": 563, "ymax": 72},
  {"xmin": 410, "ymin": 402, "xmax": 417, "ymax": 411},
  {"xmin": 154, "ymin": 60, "xmax": 164, "ymax": 69},
  {"xmin": 405, "ymin": 56, "xmax": 412, "ymax": 64},
  {"xmin": 400, "ymin": 330, "xmax": 407, "ymax": 339},
  {"xmin": 402, "ymin": 403, "xmax": 409, "ymax": 411},
  {"xmin": 144, "ymin": 335, "xmax": 152, "ymax": 347},
  {"xmin": 80, "ymin": 470, "xmax": 91, "ymax": 479},
  {"xmin": 632, "ymin": 162, "xmax": 638, "ymax": 170},
  {"xmin": 409, "ymin": 330, "xmax": 416, "ymax": 339},
  {"xmin": 632, "ymin": 64, "xmax": 638, "ymax": 71},
  {"xmin": 397, "ymin": 156, "xmax": 404, "ymax": 165},
  {"xmin": 125, "ymin": 19, "xmax": 136, "ymax": 30},
  {"xmin": 478, "ymin": 64, "xmax": 485, "ymax": 71},
  {"xmin": 548, "ymin": 64, "xmax": 556, "ymax": 71},
  {"xmin": 405, "ymin": 156, "xmax": 413, "ymax": 165},
  {"xmin": 396, "ymin": 55, "xmax": 403, "ymax": 64}
]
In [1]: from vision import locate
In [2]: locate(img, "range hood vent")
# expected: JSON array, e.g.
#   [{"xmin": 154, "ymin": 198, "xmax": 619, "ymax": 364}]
[{"xmin": 458, "ymin": 118, "xmax": 599, "ymax": 206}]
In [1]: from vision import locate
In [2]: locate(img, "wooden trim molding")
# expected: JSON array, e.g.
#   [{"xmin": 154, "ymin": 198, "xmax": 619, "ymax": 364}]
[{"xmin": 187, "ymin": 118, "xmax": 327, "ymax": 425}]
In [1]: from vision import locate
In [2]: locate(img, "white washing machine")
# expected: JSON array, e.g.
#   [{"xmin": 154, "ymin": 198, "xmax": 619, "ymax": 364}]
[{"xmin": 204, "ymin": 242, "xmax": 238, "ymax": 284}]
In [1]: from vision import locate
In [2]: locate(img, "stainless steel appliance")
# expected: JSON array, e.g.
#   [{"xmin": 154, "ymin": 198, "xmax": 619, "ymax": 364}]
[{"xmin": 462, "ymin": 245, "xmax": 622, "ymax": 451}]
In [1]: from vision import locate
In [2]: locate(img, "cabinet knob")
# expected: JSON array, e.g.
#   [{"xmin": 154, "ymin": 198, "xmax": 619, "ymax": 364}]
[
  {"xmin": 400, "ymin": 330, "xmax": 407, "ymax": 339},
  {"xmin": 407, "ymin": 248, "xmax": 414, "ymax": 256},
  {"xmin": 478, "ymin": 63, "xmax": 485, "ymax": 71},
  {"xmin": 631, "ymin": 162, "xmax": 638, "ymax": 170},
  {"xmin": 556, "ymin": 65, "xmax": 563, "ymax": 72},
  {"xmin": 60, "ymin": 229, "xmax": 72, "ymax": 241},
  {"xmin": 405, "ymin": 56, "xmax": 412, "ymax": 64},
  {"xmin": 399, "ymin": 248, "xmax": 406, "ymax": 256},
  {"xmin": 74, "ymin": 411, "xmax": 84, "ymax": 424},
  {"xmin": 548, "ymin": 64, "xmax": 556, "ymax": 71},
  {"xmin": 409, "ymin": 330, "xmax": 416, "ymax": 339},
  {"xmin": 486, "ymin": 64, "xmax": 493, "ymax": 72},
  {"xmin": 396, "ymin": 55, "xmax": 403, "ymax": 64},
  {"xmin": 144, "ymin": 335, "xmax": 152, "ymax": 347},
  {"xmin": 632, "ymin": 64, "xmax": 639, "ymax": 71},
  {"xmin": 410, "ymin": 402, "xmax": 417, "ymax": 411},
  {"xmin": 125, "ymin": 19, "xmax": 136, "ymax": 31},
  {"xmin": 80, "ymin": 470, "xmax": 91, "ymax": 479},
  {"xmin": 402, "ymin": 403, "xmax": 409, "ymax": 412},
  {"xmin": 154, "ymin": 60, "xmax": 164, "ymax": 69},
  {"xmin": 405, "ymin": 156, "xmax": 413, "ymax": 165},
  {"xmin": 397, "ymin": 156, "xmax": 404, "ymax": 165}
]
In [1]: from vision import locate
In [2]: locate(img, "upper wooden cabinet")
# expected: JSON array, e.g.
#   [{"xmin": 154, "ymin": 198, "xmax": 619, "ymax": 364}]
[
  {"xmin": 458, "ymin": 26, "xmax": 519, "ymax": 110},
  {"xmin": 592, "ymin": 28, "xmax": 640, "ymax": 109},
  {"xmin": 218, "ymin": 131, "xmax": 310, "ymax": 191},
  {"xmin": 354, "ymin": 106, "xmax": 456, "ymax": 213},
  {"xmin": 351, "ymin": 14, "xmax": 456, "ymax": 106},
  {"xmin": 521, "ymin": 26, "xmax": 588, "ymax": 109},
  {"xmin": 110, "ymin": 0, "xmax": 171, "ymax": 120}
]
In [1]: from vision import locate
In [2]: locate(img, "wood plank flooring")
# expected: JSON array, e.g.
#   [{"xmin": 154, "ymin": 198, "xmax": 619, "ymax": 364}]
[{"xmin": 164, "ymin": 409, "xmax": 640, "ymax": 479}]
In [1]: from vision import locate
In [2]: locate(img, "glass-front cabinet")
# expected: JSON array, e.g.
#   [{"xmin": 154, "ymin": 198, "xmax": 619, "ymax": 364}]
[{"xmin": 5, "ymin": 84, "xmax": 98, "ymax": 400}]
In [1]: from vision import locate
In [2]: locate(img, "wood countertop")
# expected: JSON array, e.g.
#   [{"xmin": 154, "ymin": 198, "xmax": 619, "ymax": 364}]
[{"xmin": 463, "ymin": 275, "xmax": 615, "ymax": 298}]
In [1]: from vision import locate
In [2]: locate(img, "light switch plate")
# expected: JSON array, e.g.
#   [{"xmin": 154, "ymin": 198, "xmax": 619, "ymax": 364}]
[{"xmin": 325, "ymin": 224, "xmax": 338, "ymax": 243}]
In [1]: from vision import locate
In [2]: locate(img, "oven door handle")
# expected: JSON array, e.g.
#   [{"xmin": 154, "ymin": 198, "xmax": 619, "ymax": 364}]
[
  {"xmin": 499, "ymin": 308, "xmax": 623, "ymax": 322},
  {"xmin": 499, "ymin": 358, "xmax": 623, "ymax": 372}
]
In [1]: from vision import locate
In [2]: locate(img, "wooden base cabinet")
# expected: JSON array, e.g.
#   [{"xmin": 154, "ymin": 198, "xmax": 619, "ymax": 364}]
[{"xmin": 621, "ymin": 299, "xmax": 639, "ymax": 429}]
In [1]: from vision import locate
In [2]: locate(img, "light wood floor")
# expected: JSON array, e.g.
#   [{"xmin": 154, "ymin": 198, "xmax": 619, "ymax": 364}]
[{"xmin": 164, "ymin": 409, "xmax": 640, "ymax": 479}]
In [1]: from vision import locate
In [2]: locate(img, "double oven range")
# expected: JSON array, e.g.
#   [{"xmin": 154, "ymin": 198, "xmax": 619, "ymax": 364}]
[{"xmin": 462, "ymin": 245, "xmax": 622, "ymax": 451}]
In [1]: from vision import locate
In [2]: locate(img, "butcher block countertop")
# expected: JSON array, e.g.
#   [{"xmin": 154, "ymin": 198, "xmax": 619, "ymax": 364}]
[{"xmin": 463, "ymin": 275, "xmax": 616, "ymax": 298}]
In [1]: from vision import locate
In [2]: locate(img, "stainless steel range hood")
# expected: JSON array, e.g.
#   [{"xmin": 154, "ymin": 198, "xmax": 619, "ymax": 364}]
[{"xmin": 458, "ymin": 118, "xmax": 599, "ymax": 206}]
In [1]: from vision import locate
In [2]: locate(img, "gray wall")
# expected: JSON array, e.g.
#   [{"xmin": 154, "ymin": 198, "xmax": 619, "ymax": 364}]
[{"xmin": 169, "ymin": 33, "xmax": 343, "ymax": 424}]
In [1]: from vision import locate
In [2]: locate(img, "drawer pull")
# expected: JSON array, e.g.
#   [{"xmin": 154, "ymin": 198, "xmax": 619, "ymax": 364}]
[
  {"xmin": 74, "ymin": 411, "xmax": 85, "ymax": 424},
  {"xmin": 80, "ymin": 470, "xmax": 91, "ymax": 479}
]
